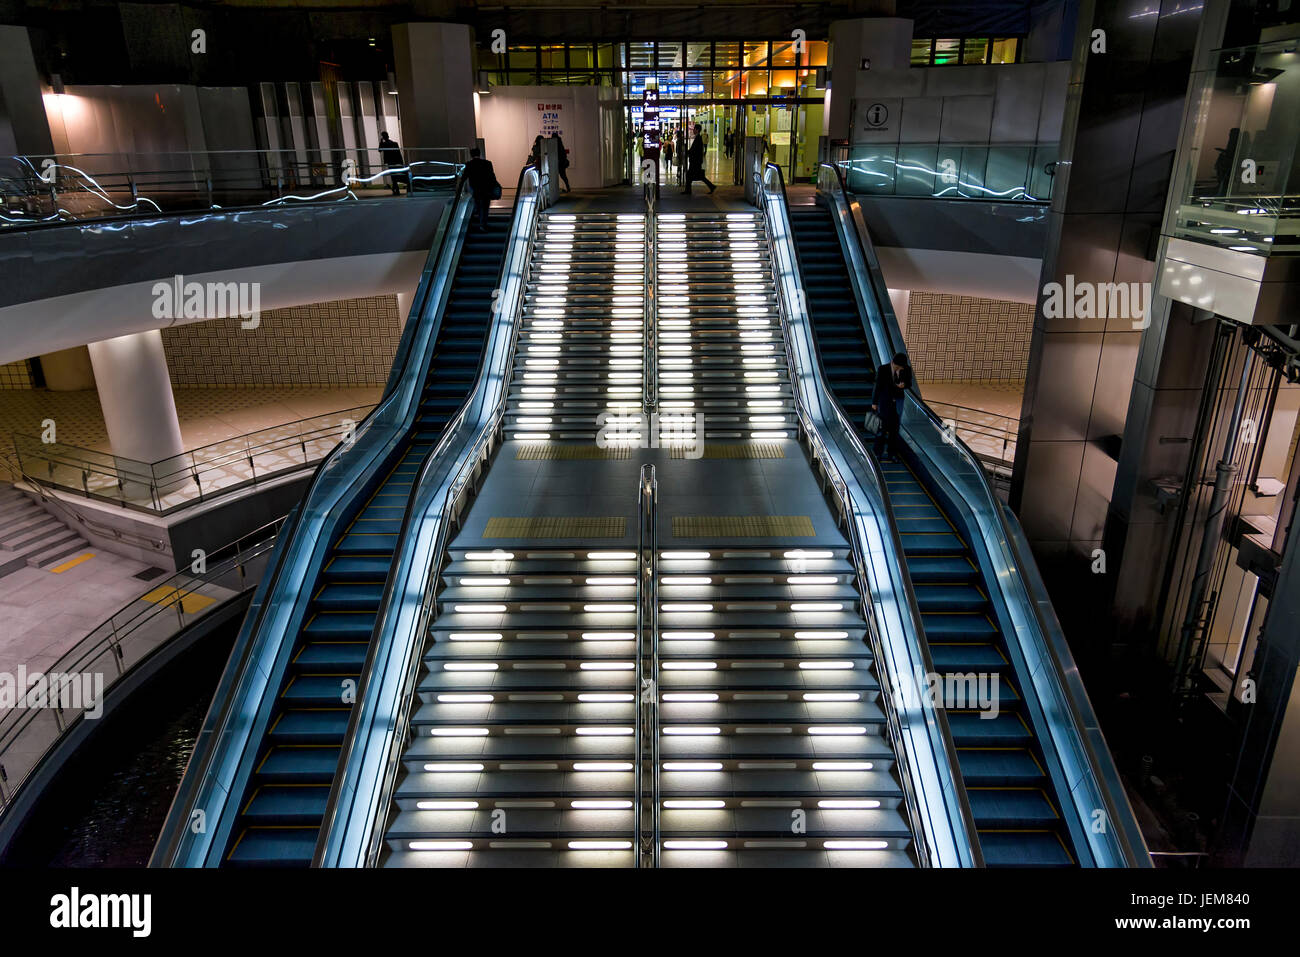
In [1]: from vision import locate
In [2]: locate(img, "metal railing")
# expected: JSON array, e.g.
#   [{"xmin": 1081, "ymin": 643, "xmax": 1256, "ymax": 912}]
[
  {"xmin": 0, "ymin": 517, "xmax": 282, "ymax": 819},
  {"xmin": 0, "ymin": 448, "xmax": 168, "ymax": 554},
  {"xmin": 1, "ymin": 148, "xmax": 466, "ymax": 228},
  {"xmin": 313, "ymin": 164, "xmax": 547, "ymax": 868},
  {"xmin": 12, "ymin": 405, "xmax": 372, "ymax": 515},
  {"xmin": 758, "ymin": 160, "xmax": 980, "ymax": 868},
  {"xmin": 151, "ymin": 170, "xmax": 471, "ymax": 868},
  {"xmin": 635, "ymin": 463, "xmax": 660, "ymax": 868},
  {"xmin": 924, "ymin": 399, "xmax": 1018, "ymax": 468},
  {"xmin": 817, "ymin": 160, "xmax": 1151, "ymax": 867}
]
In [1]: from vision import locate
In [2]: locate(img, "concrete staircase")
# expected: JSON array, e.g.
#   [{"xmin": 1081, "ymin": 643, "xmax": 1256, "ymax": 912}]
[{"xmin": 0, "ymin": 484, "xmax": 90, "ymax": 578}]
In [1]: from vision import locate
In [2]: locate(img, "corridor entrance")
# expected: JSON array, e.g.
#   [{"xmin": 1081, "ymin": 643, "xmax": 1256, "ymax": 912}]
[{"xmin": 621, "ymin": 39, "xmax": 827, "ymax": 187}]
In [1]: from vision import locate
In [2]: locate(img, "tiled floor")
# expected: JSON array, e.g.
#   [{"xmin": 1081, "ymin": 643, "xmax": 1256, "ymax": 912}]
[
  {"xmin": 0, "ymin": 552, "xmax": 160, "ymax": 678},
  {"xmin": 0, "ymin": 385, "xmax": 379, "ymax": 672},
  {"xmin": 0, "ymin": 385, "xmax": 382, "ymax": 463}
]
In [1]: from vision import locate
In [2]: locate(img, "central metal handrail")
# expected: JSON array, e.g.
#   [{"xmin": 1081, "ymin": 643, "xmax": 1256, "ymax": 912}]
[
  {"xmin": 643, "ymin": 183, "xmax": 658, "ymax": 412},
  {"xmin": 635, "ymin": 463, "xmax": 660, "ymax": 867}
]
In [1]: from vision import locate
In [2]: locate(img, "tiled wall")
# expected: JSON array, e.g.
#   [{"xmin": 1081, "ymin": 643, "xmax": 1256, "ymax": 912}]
[
  {"xmin": 161, "ymin": 295, "xmax": 403, "ymax": 387},
  {"xmin": 906, "ymin": 291, "xmax": 1032, "ymax": 382},
  {"xmin": 0, "ymin": 360, "xmax": 35, "ymax": 390}
]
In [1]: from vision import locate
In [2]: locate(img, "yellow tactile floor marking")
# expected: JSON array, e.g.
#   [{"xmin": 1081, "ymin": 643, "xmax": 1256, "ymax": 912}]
[
  {"xmin": 671, "ymin": 515, "xmax": 815, "ymax": 537},
  {"xmin": 140, "ymin": 585, "xmax": 218, "ymax": 615},
  {"xmin": 515, "ymin": 445, "xmax": 632, "ymax": 460},
  {"xmin": 50, "ymin": 553, "xmax": 94, "ymax": 573},
  {"xmin": 670, "ymin": 442, "xmax": 785, "ymax": 460},
  {"xmin": 484, "ymin": 516, "xmax": 626, "ymax": 538}
]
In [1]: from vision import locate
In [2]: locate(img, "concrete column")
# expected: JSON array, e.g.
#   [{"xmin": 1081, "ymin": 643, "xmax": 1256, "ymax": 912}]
[
  {"xmin": 826, "ymin": 17, "xmax": 913, "ymax": 142},
  {"xmin": 395, "ymin": 290, "xmax": 413, "ymax": 331},
  {"xmin": 391, "ymin": 22, "xmax": 477, "ymax": 153},
  {"xmin": 888, "ymin": 288, "xmax": 910, "ymax": 340},
  {"xmin": 1009, "ymin": 0, "xmax": 1207, "ymax": 660},
  {"xmin": 0, "ymin": 25, "xmax": 55, "ymax": 156},
  {"xmin": 38, "ymin": 345, "xmax": 96, "ymax": 391},
  {"xmin": 86, "ymin": 330, "xmax": 184, "ymax": 465}
]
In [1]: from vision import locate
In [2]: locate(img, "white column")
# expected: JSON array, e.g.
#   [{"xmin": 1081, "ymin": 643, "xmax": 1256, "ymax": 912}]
[
  {"xmin": 888, "ymin": 288, "xmax": 910, "ymax": 340},
  {"xmin": 395, "ymin": 291, "xmax": 413, "ymax": 330},
  {"xmin": 86, "ymin": 330, "xmax": 184, "ymax": 464}
]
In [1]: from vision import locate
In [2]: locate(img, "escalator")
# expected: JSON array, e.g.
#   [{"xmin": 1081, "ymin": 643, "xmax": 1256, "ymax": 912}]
[
  {"xmin": 789, "ymin": 206, "xmax": 877, "ymax": 429},
  {"xmin": 879, "ymin": 461, "xmax": 1072, "ymax": 865},
  {"xmin": 222, "ymin": 215, "xmax": 510, "ymax": 866},
  {"xmin": 782, "ymin": 172, "xmax": 1148, "ymax": 867},
  {"xmin": 791, "ymin": 204, "xmax": 1071, "ymax": 864}
]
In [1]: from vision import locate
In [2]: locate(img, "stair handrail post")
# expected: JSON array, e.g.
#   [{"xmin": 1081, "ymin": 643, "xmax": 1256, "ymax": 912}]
[{"xmin": 636, "ymin": 463, "xmax": 659, "ymax": 867}]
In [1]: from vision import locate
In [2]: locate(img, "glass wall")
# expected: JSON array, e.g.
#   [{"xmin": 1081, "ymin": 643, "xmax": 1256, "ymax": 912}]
[
  {"xmin": 478, "ymin": 39, "xmax": 829, "ymax": 183},
  {"xmin": 910, "ymin": 36, "xmax": 1022, "ymax": 67},
  {"xmin": 1174, "ymin": 38, "xmax": 1300, "ymax": 256}
]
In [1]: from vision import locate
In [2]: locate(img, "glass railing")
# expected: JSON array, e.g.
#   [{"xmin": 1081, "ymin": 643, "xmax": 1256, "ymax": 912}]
[
  {"xmin": 312, "ymin": 165, "xmax": 545, "ymax": 868},
  {"xmin": 0, "ymin": 147, "xmax": 466, "ymax": 228},
  {"xmin": 12, "ymin": 405, "xmax": 372, "ymax": 515},
  {"xmin": 151, "ymin": 172, "xmax": 472, "ymax": 867},
  {"xmin": 1173, "ymin": 38, "xmax": 1299, "ymax": 257},
  {"xmin": 760, "ymin": 161, "xmax": 981, "ymax": 868},
  {"xmin": 0, "ymin": 518, "xmax": 281, "ymax": 826},
  {"xmin": 817, "ymin": 161, "xmax": 1150, "ymax": 867},
  {"xmin": 839, "ymin": 142, "xmax": 1058, "ymax": 202}
]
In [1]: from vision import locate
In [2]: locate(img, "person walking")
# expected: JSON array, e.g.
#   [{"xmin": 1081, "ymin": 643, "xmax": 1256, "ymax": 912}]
[
  {"xmin": 870, "ymin": 352, "xmax": 912, "ymax": 462},
  {"xmin": 553, "ymin": 133, "xmax": 572, "ymax": 192},
  {"xmin": 681, "ymin": 123, "xmax": 715, "ymax": 195},
  {"xmin": 464, "ymin": 147, "xmax": 499, "ymax": 230},
  {"xmin": 379, "ymin": 131, "xmax": 406, "ymax": 195},
  {"xmin": 674, "ymin": 128, "xmax": 686, "ymax": 187},
  {"xmin": 724, "ymin": 128, "xmax": 733, "ymax": 159},
  {"xmin": 662, "ymin": 131, "xmax": 674, "ymax": 184}
]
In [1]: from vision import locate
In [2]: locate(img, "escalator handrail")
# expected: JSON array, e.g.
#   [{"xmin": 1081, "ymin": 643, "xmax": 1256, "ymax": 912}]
[
  {"xmin": 816, "ymin": 162, "xmax": 1151, "ymax": 867},
  {"xmin": 313, "ymin": 165, "xmax": 546, "ymax": 868},
  {"xmin": 758, "ymin": 162, "xmax": 981, "ymax": 868},
  {"xmin": 150, "ymin": 175, "xmax": 472, "ymax": 868}
]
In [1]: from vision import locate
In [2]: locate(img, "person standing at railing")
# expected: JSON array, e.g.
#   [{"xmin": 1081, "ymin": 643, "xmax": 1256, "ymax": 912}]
[
  {"xmin": 379, "ymin": 131, "xmax": 406, "ymax": 195},
  {"xmin": 870, "ymin": 352, "xmax": 912, "ymax": 463},
  {"xmin": 464, "ymin": 148, "xmax": 499, "ymax": 230}
]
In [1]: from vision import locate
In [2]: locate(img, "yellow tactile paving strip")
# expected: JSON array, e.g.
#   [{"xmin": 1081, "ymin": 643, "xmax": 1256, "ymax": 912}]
[
  {"xmin": 140, "ymin": 585, "xmax": 218, "ymax": 615},
  {"xmin": 515, "ymin": 445, "xmax": 632, "ymax": 460},
  {"xmin": 671, "ymin": 442, "xmax": 785, "ymax": 460},
  {"xmin": 50, "ymin": 553, "xmax": 94, "ymax": 573},
  {"xmin": 671, "ymin": 515, "xmax": 816, "ymax": 537},
  {"xmin": 483, "ymin": 516, "xmax": 627, "ymax": 538}
]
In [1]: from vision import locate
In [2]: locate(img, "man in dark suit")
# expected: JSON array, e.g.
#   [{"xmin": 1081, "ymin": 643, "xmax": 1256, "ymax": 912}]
[
  {"xmin": 379, "ymin": 131, "xmax": 406, "ymax": 195},
  {"xmin": 681, "ymin": 123, "xmax": 716, "ymax": 195},
  {"xmin": 870, "ymin": 352, "xmax": 912, "ymax": 462},
  {"xmin": 464, "ymin": 148, "xmax": 498, "ymax": 229}
]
